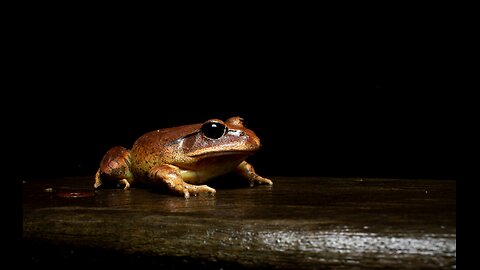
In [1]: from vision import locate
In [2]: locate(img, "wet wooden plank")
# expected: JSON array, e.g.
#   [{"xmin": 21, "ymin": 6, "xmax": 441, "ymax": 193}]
[{"xmin": 23, "ymin": 176, "xmax": 456, "ymax": 269}]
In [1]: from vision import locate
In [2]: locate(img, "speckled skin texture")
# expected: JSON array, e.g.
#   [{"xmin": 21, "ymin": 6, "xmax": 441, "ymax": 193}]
[{"xmin": 94, "ymin": 117, "xmax": 272, "ymax": 198}]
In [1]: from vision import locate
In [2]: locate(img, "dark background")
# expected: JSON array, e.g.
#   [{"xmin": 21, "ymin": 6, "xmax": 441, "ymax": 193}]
[
  {"xmin": 16, "ymin": 66, "xmax": 457, "ymax": 181},
  {"xmin": 11, "ymin": 7, "xmax": 463, "ymax": 268},
  {"xmin": 13, "ymin": 10, "xmax": 458, "ymax": 182}
]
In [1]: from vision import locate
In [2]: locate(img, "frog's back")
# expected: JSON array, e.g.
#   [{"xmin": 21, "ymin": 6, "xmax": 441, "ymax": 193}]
[{"xmin": 134, "ymin": 123, "xmax": 200, "ymax": 147}]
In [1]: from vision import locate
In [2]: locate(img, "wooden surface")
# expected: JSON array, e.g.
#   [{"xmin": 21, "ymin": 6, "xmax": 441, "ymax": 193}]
[{"xmin": 23, "ymin": 176, "xmax": 456, "ymax": 269}]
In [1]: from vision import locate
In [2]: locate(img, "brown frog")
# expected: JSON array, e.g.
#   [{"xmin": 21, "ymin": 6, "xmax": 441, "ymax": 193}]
[{"xmin": 94, "ymin": 116, "xmax": 272, "ymax": 198}]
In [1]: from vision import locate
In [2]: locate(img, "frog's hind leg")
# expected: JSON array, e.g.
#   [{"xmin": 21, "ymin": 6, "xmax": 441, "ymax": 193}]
[{"xmin": 94, "ymin": 146, "xmax": 134, "ymax": 190}]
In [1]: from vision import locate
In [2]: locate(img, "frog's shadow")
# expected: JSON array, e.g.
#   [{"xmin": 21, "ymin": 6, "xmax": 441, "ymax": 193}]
[{"xmin": 206, "ymin": 174, "xmax": 252, "ymax": 190}]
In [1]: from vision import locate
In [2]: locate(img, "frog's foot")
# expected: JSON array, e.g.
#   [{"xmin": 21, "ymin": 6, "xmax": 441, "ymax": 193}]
[
  {"xmin": 94, "ymin": 169, "xmax": 132, "ymax": 190},
  {"xmin": 150, "ymin": 164, "xmax": 216, "ymax": 199},
  {"xmin": 95, "ymin": 146, "xmax": 134, "ymax": 190},
  {"xmin": 235, "ymin": 161, "xmax": 273, "ymax": 187},
  {"xmin": 118, "ymin": 179, "xmax": 131, "ymax": 190},
  {"xmin": 184, "ymin": 184, "xmax": 216, "ymax": 199}
]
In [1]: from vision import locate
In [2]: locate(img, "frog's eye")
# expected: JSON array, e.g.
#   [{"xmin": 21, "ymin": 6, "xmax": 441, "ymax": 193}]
[{"xmin": 201, "ymin": 121, "xmax": 227, "ymax": 139}]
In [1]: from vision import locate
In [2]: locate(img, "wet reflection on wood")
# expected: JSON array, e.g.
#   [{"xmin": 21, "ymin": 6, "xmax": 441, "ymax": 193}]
[{"xmin": 23, "ymin": 176, "xmax": 456, "ymax": 269}]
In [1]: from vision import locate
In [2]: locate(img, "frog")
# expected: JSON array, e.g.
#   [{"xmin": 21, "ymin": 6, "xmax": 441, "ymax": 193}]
[{"xmin": 94, "ymin": 116, "xmax": 273, "ymax": 198}]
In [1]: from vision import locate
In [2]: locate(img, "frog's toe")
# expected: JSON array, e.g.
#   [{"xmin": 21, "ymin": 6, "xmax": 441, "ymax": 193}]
[
  {"xmin": 183, "ymin": 189, "xmax": 191, "ymax": 199},
  {"xmin": 94, "ymin": 181, "xmax": 102, "ymax": 189},
  {"xmin": 199, "ymin": 185, "xmax": 216, "ymax": 196},
  {"xmin": 257, "ymin": 177, "xmax": 273, "ymax": 186},
  {"xmin": 249, "ymin": 176, "xmax": 273, "ymax": 187},
  {"xmin": 94, "ymin": 170, "xmax": 103, "ymax": 189},
  {"xmin": 204, "ymin": 186, "xmax": 217, "ymax": 195}
]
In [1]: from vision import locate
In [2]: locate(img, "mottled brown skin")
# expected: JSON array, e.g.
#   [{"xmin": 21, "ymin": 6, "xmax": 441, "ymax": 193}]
[{"xmin": 94, "ymin": 116, "xmax": 272, "ymax": 198}]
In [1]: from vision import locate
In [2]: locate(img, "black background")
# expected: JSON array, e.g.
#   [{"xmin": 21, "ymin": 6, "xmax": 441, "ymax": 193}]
[
  {"xmin": 13, "ymin": 9, "xmax": 459, "ymax": 182},
  {"xmin": 16, "ymin": 54, "xmax": 457, "ymax": 181}
]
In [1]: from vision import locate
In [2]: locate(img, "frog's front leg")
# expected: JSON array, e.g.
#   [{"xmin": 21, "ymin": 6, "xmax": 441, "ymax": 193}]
[
  {"xmin": 149, "ymin": 164, "xmax": 216, "ymax": 199},
  {"xmin": 235, "ymin": 161, "xmax": 273, "ymax": 187},
  {"xmin": 94, "ymin": 146, "xmax": 134, "ymax": 190}
]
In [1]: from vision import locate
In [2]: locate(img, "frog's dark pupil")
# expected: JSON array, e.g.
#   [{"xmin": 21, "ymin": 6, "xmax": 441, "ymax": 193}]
[{"xmin": 201, "ymin": 122, "xmax": 226, "ymax": 139}]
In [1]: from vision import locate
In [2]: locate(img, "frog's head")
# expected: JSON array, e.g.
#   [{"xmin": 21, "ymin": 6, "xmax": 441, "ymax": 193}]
[{"xmin": 181, "ymin": 116, "xmax": 261, "ymax": 158}]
